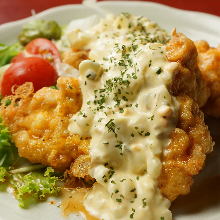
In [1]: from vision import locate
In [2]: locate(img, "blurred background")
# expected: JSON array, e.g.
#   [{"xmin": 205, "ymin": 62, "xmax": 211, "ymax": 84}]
[{"xmin": 0, "ymin": 0, "xmax": 219, "ymax": 24}]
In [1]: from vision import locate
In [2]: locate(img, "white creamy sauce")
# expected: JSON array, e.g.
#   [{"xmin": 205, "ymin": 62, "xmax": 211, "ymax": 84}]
[{"xmin": 68, "ymin": 14, "xmax": 179, "ymax": 220}]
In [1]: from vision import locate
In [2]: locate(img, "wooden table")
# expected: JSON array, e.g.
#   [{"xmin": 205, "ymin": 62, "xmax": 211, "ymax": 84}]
[{"xmin": 0, "ymin": 0, "xmax": 219, "ymax": 24}]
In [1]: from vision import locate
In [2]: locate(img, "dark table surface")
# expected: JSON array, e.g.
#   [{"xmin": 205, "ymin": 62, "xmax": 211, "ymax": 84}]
[{"xmin": 0, "ymin": 0, "xmax": 219, "ymax": 25}]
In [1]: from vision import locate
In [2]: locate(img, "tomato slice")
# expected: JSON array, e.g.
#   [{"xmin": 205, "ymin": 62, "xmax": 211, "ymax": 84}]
[
  {"xmin": 25, "ymin": 38, "xmax": 61, "ymax": 64},
  {"xmin": 1, "ymin": 57, "xmax": 58, "ymax": 96}
]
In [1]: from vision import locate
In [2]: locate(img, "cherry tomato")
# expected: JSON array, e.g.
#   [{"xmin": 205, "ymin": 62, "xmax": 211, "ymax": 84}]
[
  {"xmin": 11, "ymin": 53, "xmax": 25, "ymax": 63},
  {"xmin": 25, "ymin": 38, "xmax": 61, "ymax": 64},
  {"xmin": 11, "ymin": 38, "xmax": 61, "ymax": 67},
  {"xmin": 1, "ymin": 57, "xmax": 58, "ymax": 96}
]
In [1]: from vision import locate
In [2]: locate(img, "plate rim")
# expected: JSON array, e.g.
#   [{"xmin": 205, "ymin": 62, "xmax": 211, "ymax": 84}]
[{"xmin": 0, "ymin": 1, "xmax": 220, "ymax": 220}]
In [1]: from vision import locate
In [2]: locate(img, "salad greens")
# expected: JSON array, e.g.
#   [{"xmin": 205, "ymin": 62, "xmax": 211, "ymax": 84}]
[
  {"xmin": 0, "ymin": 167, "xmax": 7, "ymax": 182},
  {"xmin": 0, "ymin": 117, "xmax": 62, "ymax": 208},
  {"xmin": 0, "ymin": 117, "xmax": 18, "ymax": 167},
  {"xmin": 0, "ymin": 19, "xmax": 62, "ymax": 68},
  {"xmin": 0, "ymin": 19, "xmax": 61, "ymax": 68},
  {"xmin": 18, "ymin": 20, "xmax": 62, "ymax": 45},
  {"xmin": 0, "ymin": 43, "xmax": 22, "ymax": 67},
  {"xmin": 1, "ymin": 167, "xmax": 61, "ymax": 208}
]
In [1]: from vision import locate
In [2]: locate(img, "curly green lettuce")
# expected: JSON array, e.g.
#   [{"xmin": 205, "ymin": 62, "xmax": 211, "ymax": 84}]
[{"xmin": 10, "ymin": 167, "xmax": 61, "ymax": 208}]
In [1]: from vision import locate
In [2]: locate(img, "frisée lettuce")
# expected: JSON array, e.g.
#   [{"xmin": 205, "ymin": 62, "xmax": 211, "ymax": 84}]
[{"xmin": 1, "ymin": 167, "xmax": 62, "ymax": 208}]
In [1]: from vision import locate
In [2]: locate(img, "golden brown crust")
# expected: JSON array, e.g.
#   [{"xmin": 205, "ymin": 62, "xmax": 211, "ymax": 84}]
[
  {"xmin": 0, "ymin": 32, "xmax": 214, "ymax": 203},
  {"xmin": 166, "ymin": 31, "xmax": 210, "ymax": 107},
  {"xmin": 62, "ymin": 50, "xmax": 88, "ymax": 69},
  {"xmin": 0, "ymin": 77, "xmax": 87, "ymax": 171},
  {"xmin": 195, "ymin": 40, "xmax": 220, "ymax": 117},
  {"xmin": 158, "ymin": 96, "xmax": 213, "ymax": 201},
  {"xmin": 158, "ymin": 32, "xmax": 213, "ymax": 201},
  {"xmin": 64, "ymin": 154, "xmax": 95, "ymax": 188}
]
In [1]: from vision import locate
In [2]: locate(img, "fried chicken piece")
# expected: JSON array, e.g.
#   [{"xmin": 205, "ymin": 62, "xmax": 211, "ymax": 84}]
[
  {"xmin": 64, "ymin": 154, "xmax": 95, "ymax": 188},
  {"xmin": 166, "ymin": 31, "xmax": 210, "ymax": 107},
  {"xmin": 62, "ymin": 50, "xmax": 88, "ymax": 69},
  {"xmin": 195, "ymin": 40, "xmax": 220, "ymax": 117},
  {"xmin": 66, "ymin": 32, "xmax": 213, "ymax": 200},
  {"xmin": 158, "ymin": 32, "xmax": 213, "ymax": 201},
  {"xmin": 0, "ymin": 77, "xmax": 89, "ymax": 171},
  {"xmin": 158, "ymin": 96, "xmax": 213, "ymax": 201},
  {"xmin": 1, "ymin": 31, "xmax": 213, "ymax": 203}
]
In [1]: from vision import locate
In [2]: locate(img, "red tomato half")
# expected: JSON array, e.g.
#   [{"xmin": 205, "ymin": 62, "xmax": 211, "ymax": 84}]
[
  {"xmin": 1, "ymin": 57, "xmax": 58, "ymax": 96},
  {"xmin": 11, "ymin": 53, "xmax": 25, "ymax": 63},
  {"xmin": 25, "ymin": 38, "xmax": 61, "ymax": 64}
]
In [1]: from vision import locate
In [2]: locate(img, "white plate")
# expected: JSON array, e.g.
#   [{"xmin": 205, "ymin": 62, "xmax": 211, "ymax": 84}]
[{"xmin": 0, "ymin": 1, "xmax": 219, "ymax": 220}]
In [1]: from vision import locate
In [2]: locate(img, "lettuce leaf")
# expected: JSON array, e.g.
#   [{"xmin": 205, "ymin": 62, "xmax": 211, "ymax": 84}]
[
  {"xmin": 0, "ymin": 166, "xmax": 61, "ymax": 208},
  {"xmin": 0, "ymin": 117, "xmax": 18, "ymax": 167},
  {"xmin": 0, "ymin": 43, "xmax": 22, "ymax": 67},
  {"xmin": 0, "ymin": 167, "xmax": 8, "ymax": 182},
  {"xmin": 10, "ymin": 167, "xmax": 61, "ymax": 208},
  {"xmin": 18, "ymin": 20, "xmax": 62, "ymax": 46}
]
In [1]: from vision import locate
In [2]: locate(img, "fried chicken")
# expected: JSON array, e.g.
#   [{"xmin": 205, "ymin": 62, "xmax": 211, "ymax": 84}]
[
  {"xmin": 158, "ymin": 32, "xmax": 213, "ymax": 201},
  {"xmin": 62, "ymin": 50, "xmax": 89, "ymax": 69},
  {"xmin": 0, "ymin": 32, "xmax": 213, "ymax": 204},
  {"xmin": 166, "ymin": 31, "xmax": 210, "ymax": 107},
  {"xmin": 65, "ymin": 32, "xmax": 213, "ymax": 201},
  {"xmin": 0, "ymin": 77, "xmax": 89, "ymax": 171},
  {"xmin": 195, "ymin": 40, "xmax": 220, "ymax": 117},
  {"xmin": 158, "ymin": 95, "xmax": 213, "ymax": 201}
]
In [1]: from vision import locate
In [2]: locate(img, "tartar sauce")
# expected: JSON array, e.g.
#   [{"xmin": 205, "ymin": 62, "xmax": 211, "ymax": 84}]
[{"xmin": 68, "ymin": 13, "xmax": 179, "ymax": 220}]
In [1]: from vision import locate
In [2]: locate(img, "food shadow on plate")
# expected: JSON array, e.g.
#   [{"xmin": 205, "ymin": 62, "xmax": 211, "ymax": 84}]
[{"xmin": 172, "ymin": 116, "xmax": 220, "ymax": 216}]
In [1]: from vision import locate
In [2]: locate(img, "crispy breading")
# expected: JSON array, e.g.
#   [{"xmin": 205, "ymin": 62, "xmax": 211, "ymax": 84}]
[
  {"xmin": 158, "ymin": 96, "xmax": 213, "ymax": 201},
  {"xmin": 166, "ymin": 31, "xmax": 210, "ymax": 107},
  {"xmin": 158, "ymin": 32, "xmax": 213, "ymax": 201},
  {"xmin": 62, "ymin": 49, "xmax": 88, "ymax": 69},
  {"xmin": 195, "ymin": 40, "xmax": 220, "ymax": 117},
  {"xmin": 0, "ymin": 32, "xmax": 214, "ymax": 203},
  {"xmin": 0, "ymin": 77, "xmax": 89, "ymax": 171},
  {"xmin": 64, "ymin": 154, "xmax": 95, "ymax": 188},
  {"xmin": 65, "ymin": 32, "xmax": 214, "ymax": 201}
]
